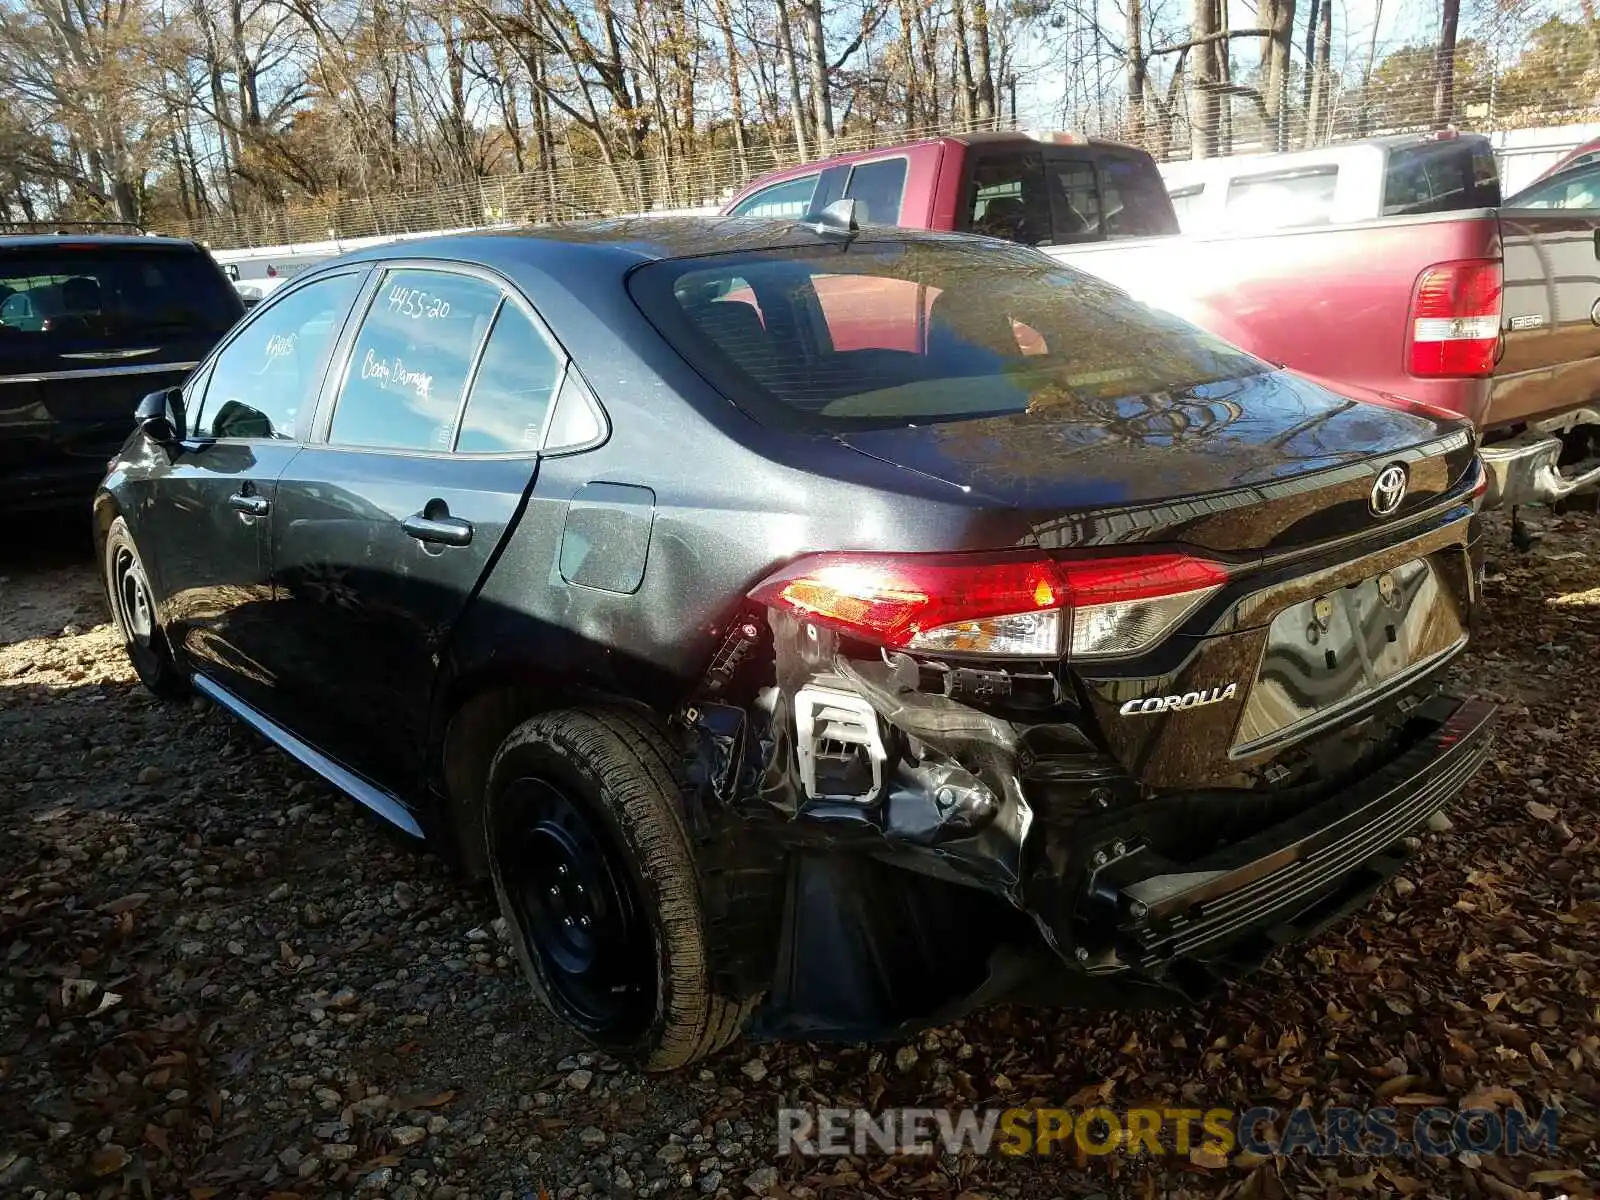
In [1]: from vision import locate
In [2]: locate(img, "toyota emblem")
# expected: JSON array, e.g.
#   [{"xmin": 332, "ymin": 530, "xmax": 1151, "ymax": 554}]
[{"xmin": 1370, "ymin": 464, "xmax": 1408, "ymax": 517}]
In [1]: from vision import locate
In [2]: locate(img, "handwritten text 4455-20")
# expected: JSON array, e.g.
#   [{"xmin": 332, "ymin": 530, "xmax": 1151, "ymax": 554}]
[{"xmin": 387, "ymin": 285, "xmax": 452, "ymax": 321}]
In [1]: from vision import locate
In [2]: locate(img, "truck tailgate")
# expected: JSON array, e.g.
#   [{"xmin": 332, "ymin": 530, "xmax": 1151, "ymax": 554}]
[
  {"xmin": 1492, "ymin": 208, "xmax": 1600, "ymax": 429},
  {"xmin": 1045, "ymin": 212, "xmax": 1502, "ymax": 424}
]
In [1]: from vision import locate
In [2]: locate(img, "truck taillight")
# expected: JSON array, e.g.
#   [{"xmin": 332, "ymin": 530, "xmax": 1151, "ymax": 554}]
[
  {"xmin": 748, "ymin": 551, "xmax": 1227, "ymax": 660},
  {"xmin": 1407, "ymin": 259, "xmax": 1501, "ymax": 379}
]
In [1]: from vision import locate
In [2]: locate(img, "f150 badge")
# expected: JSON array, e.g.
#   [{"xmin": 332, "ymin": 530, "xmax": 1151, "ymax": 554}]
[{"xmin": 1120, "ymin": 684, "xmax": 1238, "ymax": 715}]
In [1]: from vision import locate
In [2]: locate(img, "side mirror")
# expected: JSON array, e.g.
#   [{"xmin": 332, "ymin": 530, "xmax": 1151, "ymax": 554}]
[{"xmin": 135, "ymin": 387, "xmax": 185, "ymax": 445}]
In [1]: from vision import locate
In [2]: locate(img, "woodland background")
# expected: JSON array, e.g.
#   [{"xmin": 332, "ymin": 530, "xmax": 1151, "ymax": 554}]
[{"xmin": 2, "ymin": 0, "xmax": 1598, "ymax": 247}]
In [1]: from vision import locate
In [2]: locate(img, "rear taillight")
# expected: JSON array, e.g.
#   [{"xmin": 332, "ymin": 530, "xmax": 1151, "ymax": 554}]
[
  {"xmin": 748, "ymin": 551, "xmax": 1227, "ymax": 660},
  {"xmin": 1407, "ymin": 260, "xmax": 1501, "ymax": 378}
]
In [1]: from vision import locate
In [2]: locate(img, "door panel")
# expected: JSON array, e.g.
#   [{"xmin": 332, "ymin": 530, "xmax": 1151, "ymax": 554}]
[
  {"xmin": 140, "ymin": 270, "xmax": 367, "ymax": 712},
  {"xmin": 265, "ymin": 268, "xmax": 560, "ymax": 800},
  {"xmin": 150, "ymin": 440, "xmax": 304, "ymax": 712},
  {"xmin": 269, "ymin": 452, "xmax": 537, "ymax": 794}
]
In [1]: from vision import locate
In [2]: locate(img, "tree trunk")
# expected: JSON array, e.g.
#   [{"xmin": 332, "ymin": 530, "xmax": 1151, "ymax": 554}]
[
  {"xmin": 897, "ymin": 0, "xmax": 921, "ymax": 127},
  {"xmin": 711, "ymin": 0, "xmax": 748, "ymax": 174},
  {"xmin": 1189, "ymin": 0, "xmax": 1219, "ymax": 158},
  {"xmin": 1300, "ymin": 0, "xmax": 1319, "ymax": 144},
  {"xmin": 800, "ymin": 0, "xmax": 832, "ymax": 148},
  {"xmin": 971, "ymin": 0, "xmax": 996, "ymax": 123},
  {"xmin": 1434, "ymin": 0, "xmax": 1461, "ymax": 127},
  {"xmin": 1265, "ymin": 0, "xmax": 1295, "ymax": 149},
  {"xmin": 776, "ymin": 0, "xmax": 810, "ymax": 156},
  {"xmin": 1308, "ymin": 0, "xmax": 1331, "ymax": 145},
  {"xmin": 1126, "ymin": 0, "xmax": 1146, "ymax": 145},
  {"xmin": 1215, "ymin": 0, "xmax": 1231, "ymax": 153},
  {"xmin": 951, "ymin": 0, "xmax": 976, "ymax": 124}
]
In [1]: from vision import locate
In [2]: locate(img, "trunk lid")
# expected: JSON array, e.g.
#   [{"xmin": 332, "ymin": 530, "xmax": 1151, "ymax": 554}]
[{"xmin": 832, "ymin": 369, "xmax": 1477, "ymax": 554}]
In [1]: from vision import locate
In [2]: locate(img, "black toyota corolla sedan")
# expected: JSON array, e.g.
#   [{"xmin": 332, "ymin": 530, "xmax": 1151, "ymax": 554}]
[{"xmin": 96, "ymin": 213, "xmax": 1494, "ymax": 1069}]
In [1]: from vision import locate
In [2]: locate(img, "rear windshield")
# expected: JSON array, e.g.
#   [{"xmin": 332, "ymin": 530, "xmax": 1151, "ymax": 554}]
[
  {"xmin": 629, "ymin": 238, "xmax": 1264, "ymax": 431},
  {"xmin": 0, "ymin": 246, "xmax": 239, "ymax": 342}
]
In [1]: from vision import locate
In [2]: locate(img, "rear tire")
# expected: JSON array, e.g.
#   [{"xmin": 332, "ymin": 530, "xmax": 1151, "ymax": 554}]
[
  {"xmin": 103, "ymin": 517, "xmax": 186, "ymax": 700},
  {"xmin": 484, "ymin": 707, "xmax": 757, "ymax": 1070}
]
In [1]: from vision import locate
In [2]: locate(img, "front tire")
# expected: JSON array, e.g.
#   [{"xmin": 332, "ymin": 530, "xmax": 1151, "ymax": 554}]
[
  {"xmin": 484, "ymin": 707, "xmax": 756, "ymax": 1070},
  {"xmin": 103, "ymin": 516, "xmax": 186, "ymax": 700}
]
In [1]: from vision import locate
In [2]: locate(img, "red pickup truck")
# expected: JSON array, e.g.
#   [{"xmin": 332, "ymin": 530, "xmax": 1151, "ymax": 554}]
[{"xmin": 722, "ymin": 131, "xmax": 1600, "ymax": 510}]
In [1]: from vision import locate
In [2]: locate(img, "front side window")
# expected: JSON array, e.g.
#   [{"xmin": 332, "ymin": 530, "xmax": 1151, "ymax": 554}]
[
  {"xmin": 843, "ymin": 158, "xmax": 908, "ymax": 224},
  {"xmin": 193, "ymin": 272, "xmax": 362, "ymax": 440},
  {"xmin": 630, "ymin": 238, "xmax": 1263, "ymax": 431},
  {"xmin": 328, "ymin": 269, "xmax": 503, "ymax": 452},
  {"xmin": 730, "ymin": 174, "xmax": 820, "ymax": 219},
  {"xmin": 1225, "ymin": 167, "xmax": 1339, "ymax": 230},
  {"xmin": 456, "ymin": 303, "xmax": 565, "ymax": 453}
]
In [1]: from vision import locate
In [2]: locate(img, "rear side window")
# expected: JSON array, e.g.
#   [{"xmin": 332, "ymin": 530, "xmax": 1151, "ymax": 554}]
[
  {"xmin": 843, "ymin": 158, "xmax": 908, "ymax": 224},
  {"xmin": 0, "ymin": 246, "xmax": 238, "ymax": 341},
  {"xmin": 630, "ymin": 239, "xmax": 1262, "ymax": 432},
  {"xmin": 329, "ymin": 270, "xmax": 502, "ymax": 452},
  {"xmin": 730, "ymin": 174, "xmax": 819, "ymax": 219},
  {"xmin": 1225, "ymin": 167, "xmax": 1338, "ymax": 229},
  {"xmin": 194, "ymin": 272, "xmax": 362, "ymax": 440},
  {"xmin": 456, "ymin": 304, "xmax": 564, "ymax": 453},
  {"xmin": 1382, "ymin": 142, "xmax": 1500, "ymax": 215}
]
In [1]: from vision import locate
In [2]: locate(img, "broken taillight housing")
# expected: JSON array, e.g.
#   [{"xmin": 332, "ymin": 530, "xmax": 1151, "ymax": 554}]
[{"xmin": 749, "ymin": 551, "xmax": 1227, "ymax": 660}]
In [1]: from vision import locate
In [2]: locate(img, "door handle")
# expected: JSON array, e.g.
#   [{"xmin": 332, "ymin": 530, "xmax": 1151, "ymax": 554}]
[
  {"xmin": 402, "ymin": 512, "xmax": 474, "ymax": 547},
  {"xmin": 228, "ymin": 492, "xmax": 270, "ymax": 517}
]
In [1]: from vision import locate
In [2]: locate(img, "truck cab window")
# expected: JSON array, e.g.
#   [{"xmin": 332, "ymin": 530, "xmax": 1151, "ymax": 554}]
[
  {"xmin": 1048, "ymin": 160, "xmax": 1103, "ymax": 240},
  {"xmin": 965, "ymin": 153, "xmax": 1050, "ymax": 246},
  {"xmin": 730, "ymin": 174, "xmax": 819, "ymax": 219},
  {"xmin": 1100, "ymin": 156, "xmax": 1179, "ymax": 236},
  {"xmin": 843, "ymin": 158, "xmax": 907, "ymax": 224}
]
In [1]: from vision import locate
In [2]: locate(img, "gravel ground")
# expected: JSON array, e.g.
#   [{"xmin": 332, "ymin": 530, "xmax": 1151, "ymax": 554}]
[{"xmin": 2, "ymin": 510, "xmax": 1597, "ymax": 1200}]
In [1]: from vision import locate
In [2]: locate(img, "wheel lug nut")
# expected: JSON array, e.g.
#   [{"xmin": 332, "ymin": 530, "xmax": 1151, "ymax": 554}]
[
  {"xmin": 579, "ymin": 916, "xmax": 591, "ymax": 928},
  {"xmin": 557, "ymin": 865, "xmax": 569, "ymax": 877},
  {"xmin": 563, "ymin": 916, "xmax": 574, "ymax": 927}
]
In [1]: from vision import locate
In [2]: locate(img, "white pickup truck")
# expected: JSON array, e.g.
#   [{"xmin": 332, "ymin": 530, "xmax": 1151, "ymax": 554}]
[{"xmin": 1158, "ymin": 131, "xmax": 1502, "ymax": 234}]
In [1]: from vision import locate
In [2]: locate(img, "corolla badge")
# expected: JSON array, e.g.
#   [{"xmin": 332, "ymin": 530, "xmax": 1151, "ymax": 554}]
[
  {"xmin": 1119, "ymin": 683, "xmax": 1238, "ymax": 716},
  {"xmin": 1370, "ymin": 463, "xmax": 1408, "ymax": 517}
]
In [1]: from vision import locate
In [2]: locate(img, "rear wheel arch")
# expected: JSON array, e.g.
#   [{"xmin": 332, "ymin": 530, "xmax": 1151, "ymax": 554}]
[{"xmin": 433, "ymin": 672, "xmax": 667, "ymax": 879}]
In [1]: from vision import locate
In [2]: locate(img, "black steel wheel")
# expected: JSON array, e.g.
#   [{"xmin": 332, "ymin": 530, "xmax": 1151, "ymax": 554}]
[
  {"xmin": 493, "ymin": 776, "xmax": 654, "ymax": 1036},
  {"xmin": 484, "ymin": 707, "xmax": 759, "ymax": 1070},
  {"xmin": 102, "ymin": 516, "xmax": 186, "ymax": 699}
]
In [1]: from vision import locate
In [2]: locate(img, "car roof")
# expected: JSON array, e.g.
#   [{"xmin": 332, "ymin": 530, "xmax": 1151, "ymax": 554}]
[{"xmin": 323, "ymin": 215, "xmax": 994, "ymax": 272}]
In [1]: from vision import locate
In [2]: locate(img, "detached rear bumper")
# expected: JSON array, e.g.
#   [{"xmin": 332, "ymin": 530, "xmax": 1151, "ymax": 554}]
[{"xmin": 1083, "ymin": 694, "xmax": 1494, "ymax": 978}]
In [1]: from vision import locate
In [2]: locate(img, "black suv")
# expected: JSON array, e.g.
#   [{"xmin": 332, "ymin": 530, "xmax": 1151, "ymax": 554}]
[
  {"xmin": 96, "ymin": 217, "xmax": 1494, "ymax": 1069},
  {"xmin": 1, "ymin": 229, "xmax": 242, "ymax": 512}
]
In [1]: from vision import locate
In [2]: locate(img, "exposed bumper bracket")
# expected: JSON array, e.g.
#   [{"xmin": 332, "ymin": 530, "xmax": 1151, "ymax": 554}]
[{"xmin": 1482, "ymin": 433, "xmax": 1600, "ymax": 509}]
